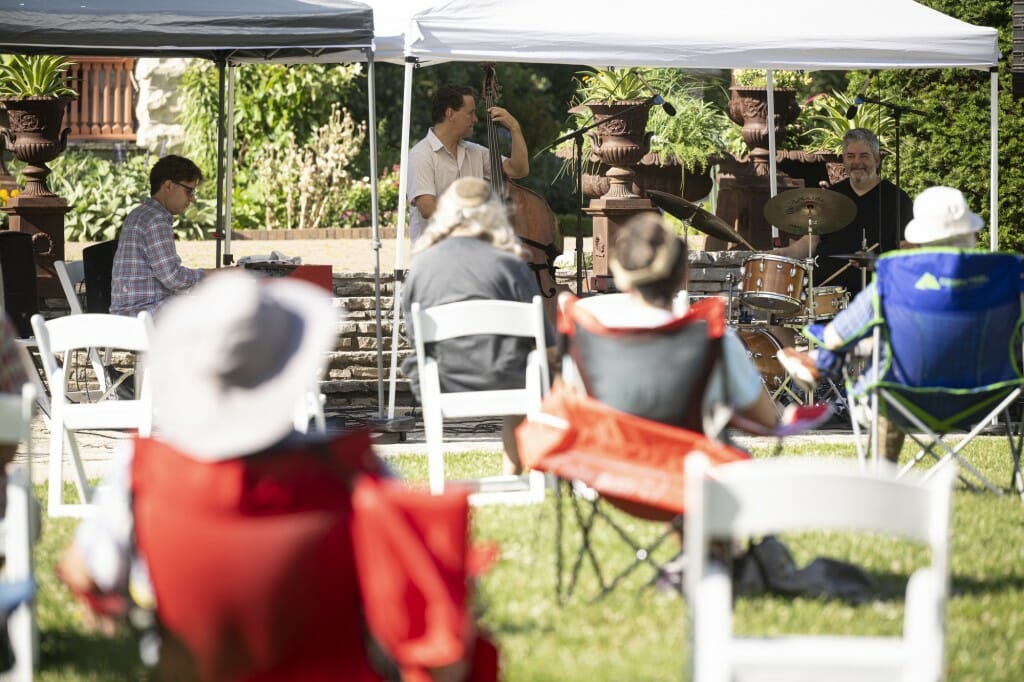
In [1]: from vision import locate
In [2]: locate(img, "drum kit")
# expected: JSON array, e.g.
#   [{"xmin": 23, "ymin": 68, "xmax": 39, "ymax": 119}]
[{"xmin": 650, "ymin": 187, "xmax": 871, "ymax": 408}]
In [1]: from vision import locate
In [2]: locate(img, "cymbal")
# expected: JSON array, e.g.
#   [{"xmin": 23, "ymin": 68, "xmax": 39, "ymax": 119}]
[
  {"xmin": 763, "ymin": 188, "xmax": 856, "ymax": 236},
  {"xmin": 647, "ymin": 190, "xmax": 755, "ymax": 250},
  {"xmin": 828, "ymin": 251, "xmax": 878, "ymax": 265}
]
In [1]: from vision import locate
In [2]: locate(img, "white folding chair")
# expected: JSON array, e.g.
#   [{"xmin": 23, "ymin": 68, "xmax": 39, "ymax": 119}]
[
  {"xmin": 54, "ymin": 260, "xmax": 111, "ymax": 399},
  {"xmin": 31, "ymin": 312, "xmax": 154, "ymax": 518},
  {"xmin": 293, "ymin": 379, "xmax": 328, "ymax": 435},
  {"xmin": 684, "ymin": 455, "xmax": 954, "ymax": 682},
  {"xmin": 0, "ymin": 383, "xmax": 39, "ymax": 681},
  {"xmin": 410, "ymin": 296, "xmax": 549, "ymax": 506}
]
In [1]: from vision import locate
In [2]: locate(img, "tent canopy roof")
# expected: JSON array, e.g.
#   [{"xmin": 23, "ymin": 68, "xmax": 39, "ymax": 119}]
[
  {"xmin": 407, "ymin": 0, "xmax": 1000, "ymax": 70},
  {"xmin": 0, "ymin": 0, "xmax": 373, "ymax": 62}
]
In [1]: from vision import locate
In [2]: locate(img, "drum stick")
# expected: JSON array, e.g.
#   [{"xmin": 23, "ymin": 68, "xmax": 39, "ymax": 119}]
[{"xmin": 818, "ymin": 242, "xmax": 879, "ymax": 287}]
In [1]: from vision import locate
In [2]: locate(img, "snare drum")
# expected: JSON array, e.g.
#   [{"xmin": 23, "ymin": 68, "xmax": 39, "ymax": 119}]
[
  {"xmin": 736, "ymin": 325, "xmax": 798, "ymax": 390},
  {"xmin": 804, "ymin": 286, "xmax": 849, "ymax": 321},
  {"xmin": 780, "ymin": 286, "xmax": 850, "ymax": 324},
  {"xmin": 739, "ymin": 254, "xmax": 808, "ymax": 315}
]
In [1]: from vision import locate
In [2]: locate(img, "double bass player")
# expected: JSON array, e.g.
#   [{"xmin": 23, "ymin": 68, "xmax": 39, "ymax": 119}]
[{"xmin": 407, "ymin": 83, "xmax": 530, "ymax": 242}]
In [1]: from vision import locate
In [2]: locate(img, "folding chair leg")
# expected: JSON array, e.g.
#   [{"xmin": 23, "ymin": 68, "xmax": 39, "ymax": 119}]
[
  {"xmin": 48, "ymin": 428, "xmax": 94, "ymax": 518},
  {"xmin": 1005, "ymin": 411, "xmax": 1024, "ymax": 500}
]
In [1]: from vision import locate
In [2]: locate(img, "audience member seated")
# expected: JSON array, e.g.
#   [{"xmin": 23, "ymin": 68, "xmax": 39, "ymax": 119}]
[
  {"xmin": 110, "ymin": 155, "xmax": 205, "ymax": 316},
  {"xmin": 58, "ymin": 271, "xmax": 495, "ymax": 681},
  {"xmin": 778, "ymin": 186, "xmax": 986, "ymax": 462},
  {"xmin": 401, "ymin": 176, "xmax": 555, "ymax": 475},
  {"xmin": 579, "ymin": 213, "xmax": 778, "ymax": 433}
]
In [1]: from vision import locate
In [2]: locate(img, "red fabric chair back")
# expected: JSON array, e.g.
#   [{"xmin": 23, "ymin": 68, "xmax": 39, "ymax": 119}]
[{"xmin": 517, "ymin": 384, "xmax": 750, "ymax": 521}]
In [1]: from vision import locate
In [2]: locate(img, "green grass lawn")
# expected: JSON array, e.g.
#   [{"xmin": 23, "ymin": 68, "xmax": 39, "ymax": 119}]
[{"xmin": 30, "ymin": 438, "xmax": 1024, "ymax": 680}]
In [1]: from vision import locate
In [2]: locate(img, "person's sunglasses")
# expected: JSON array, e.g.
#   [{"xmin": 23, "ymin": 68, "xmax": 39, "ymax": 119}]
[{"xmin": 172, "ymin": 180, "xmax": 197, "ymax": 198}]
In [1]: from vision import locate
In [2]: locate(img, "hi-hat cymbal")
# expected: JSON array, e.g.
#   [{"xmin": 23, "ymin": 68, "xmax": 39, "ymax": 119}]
[
  {"xmin": 763, "ymin": 188, "xmax": 857, "ymax": 236},
  {"xmin": 647, "ymin": 190, "xmax": 755, "ymax": 250}
]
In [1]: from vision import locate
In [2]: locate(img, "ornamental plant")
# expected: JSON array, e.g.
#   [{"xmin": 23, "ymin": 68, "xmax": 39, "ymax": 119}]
[
  {"xmin": 0, "ymin": 54, "xmax": 78, "ymax": 99},
  {"xmin": 731, "ymin": 69, "xmax": 812, "ymax": 90}
]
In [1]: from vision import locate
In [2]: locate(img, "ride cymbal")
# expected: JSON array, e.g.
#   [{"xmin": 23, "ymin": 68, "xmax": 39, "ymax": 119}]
[
  {"xmin": 763, "ymin": 188, "xmax": 856, "ymax": 236},
  {"xmin": 647, "ymin": 190, "xmax": 755, "ymax": 250}
]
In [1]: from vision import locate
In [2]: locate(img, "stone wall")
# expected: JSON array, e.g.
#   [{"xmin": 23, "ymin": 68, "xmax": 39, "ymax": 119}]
[{"xmin": 135, "ymin": 58, "xmax": 191, "ymax": 154}]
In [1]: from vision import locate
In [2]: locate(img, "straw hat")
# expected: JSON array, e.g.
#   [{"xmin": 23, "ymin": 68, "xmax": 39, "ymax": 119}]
[
  {"xmin": 151, "ymin": 270, "xmax": 338, "ymax": 461},
  {"xmin": 904, "ymin": 186, "xmax": 983, "ymax": 245}
]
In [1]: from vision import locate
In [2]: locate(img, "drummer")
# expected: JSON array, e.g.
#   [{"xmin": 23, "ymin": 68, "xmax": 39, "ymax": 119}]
[{"xmin": 771, "ymin": 128, "xmax": 912, "ymax": 295}]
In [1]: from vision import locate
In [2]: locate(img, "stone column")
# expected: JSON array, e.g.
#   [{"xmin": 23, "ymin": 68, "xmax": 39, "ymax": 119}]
[
  {"xmin": 3, "ymin": 195, "xmax": 71, "ymax": 299},
  {"xmin": 583, "ymin": 196, "xmax": 658, "ymax": 292}
]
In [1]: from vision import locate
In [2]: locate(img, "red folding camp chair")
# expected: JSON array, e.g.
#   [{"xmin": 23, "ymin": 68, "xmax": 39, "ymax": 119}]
[{"xmin": 516, "ymin": 294, "xmax": 752, "ymax": 600}]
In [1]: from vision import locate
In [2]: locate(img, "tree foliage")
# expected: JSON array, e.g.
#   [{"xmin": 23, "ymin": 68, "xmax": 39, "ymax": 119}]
[{"xmin": 870, "ymin": 0, "xmax": 1022, "ymax": 252}]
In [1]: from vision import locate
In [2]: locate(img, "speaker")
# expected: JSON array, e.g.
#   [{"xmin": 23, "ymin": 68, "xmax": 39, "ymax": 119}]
[
  {"xmin": 83, "ymin": 239, "xmax": 118, "ymax": 314},
  {"xmin": 0, "ymin": 232, "xmax": 39, "ymax": 338}
]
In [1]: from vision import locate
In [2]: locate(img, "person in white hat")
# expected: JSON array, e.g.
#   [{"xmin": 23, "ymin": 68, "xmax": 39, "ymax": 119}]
[
  {"xmin": 402, "ymin": 176, "xmax": 555, "ymax": 476},
  {"xmin": 778, "ymin": 186, "xmax": 984, "ymax": 461},
  {"xmin": 55, "ymin": 272, "xmax": 495, "ymax": 680}
]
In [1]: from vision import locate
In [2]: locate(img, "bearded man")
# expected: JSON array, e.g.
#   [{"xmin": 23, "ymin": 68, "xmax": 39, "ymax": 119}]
[{"xmin": 773, "ymin": 128, "xmax": 913, "ymax": 295}]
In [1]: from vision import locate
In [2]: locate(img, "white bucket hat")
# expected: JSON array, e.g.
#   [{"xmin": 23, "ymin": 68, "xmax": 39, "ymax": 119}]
[
  {"xmin": 151, "ymin": 270, "xmax": 339, "ymax": 461},
  {"xmin": 904, "ymin": 186, "xmax": 983, "ymax": 245}
]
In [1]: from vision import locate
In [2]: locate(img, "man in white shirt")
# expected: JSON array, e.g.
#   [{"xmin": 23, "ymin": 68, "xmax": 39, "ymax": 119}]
[{"xmin": 406, "ymin": 83, "xmax": 529, "ymax": 241}]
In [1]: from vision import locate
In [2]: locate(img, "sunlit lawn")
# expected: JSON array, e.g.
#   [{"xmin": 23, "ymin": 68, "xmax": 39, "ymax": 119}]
[{"xmin": 31, "ymin": 437, "xmax": 1024, "ymax": 680}]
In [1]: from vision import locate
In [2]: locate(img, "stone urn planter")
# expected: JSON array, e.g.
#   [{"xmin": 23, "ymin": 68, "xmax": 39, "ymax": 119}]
[
  {"xmin": 0, "ymin": 96, "xmax": 72, "ymax": 197},
  {"xmin": 726, "ymin": 87, "xmax": 801, "ymax": 160},
  {"xmin": 587, "ymin": 99, "xmax": 653, "ymax": 199},
  {"xmin": 583, "ymin": 153, "xmax": 714, "ymax": 203}
]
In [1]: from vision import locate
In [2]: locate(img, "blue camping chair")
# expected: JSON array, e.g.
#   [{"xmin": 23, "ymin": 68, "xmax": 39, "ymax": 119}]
[{"xmin": 844, "ymin": 249, "xmax": 1024, "ymax": 496}]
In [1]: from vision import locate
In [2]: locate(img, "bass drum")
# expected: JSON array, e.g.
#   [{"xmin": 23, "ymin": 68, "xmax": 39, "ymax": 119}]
[{"xmin": 735, "ymin": 325, "xmax": 798, "ymax": 391}]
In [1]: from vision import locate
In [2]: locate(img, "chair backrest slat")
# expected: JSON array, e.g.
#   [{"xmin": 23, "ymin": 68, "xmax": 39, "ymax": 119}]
[
  {"xmin": 699, "ymin": 457, "xmax": 953, "ymax": 552},
  {"xmin": 55, "ymin": 260, "xmax": 87, "ymax": 316},
  {"xmin": 413, "ymin": 299, "xmax": 544, "ymax": 342},
  {"xmin": 32, "ymin": 313, "xmax": 150, "ymax": 355}
]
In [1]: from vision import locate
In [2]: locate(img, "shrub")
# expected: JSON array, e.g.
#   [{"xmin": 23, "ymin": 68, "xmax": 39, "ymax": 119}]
[
  {"xmin": 49, "ymin": 149, "xmax": 211, "ymax": 241},
  {"xmin": 336, "ymin": 163, "xmax": 403, "ymax": 228}
]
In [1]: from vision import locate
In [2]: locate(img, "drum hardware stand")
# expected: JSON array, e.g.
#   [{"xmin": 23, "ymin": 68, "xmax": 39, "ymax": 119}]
[
  {"xmin": 802, "ymin": 215, "xmax": 819, "ymax": 330},
  {"xmin": 724, "ymin": 273, "xmax": 738, "ymax": 322}
]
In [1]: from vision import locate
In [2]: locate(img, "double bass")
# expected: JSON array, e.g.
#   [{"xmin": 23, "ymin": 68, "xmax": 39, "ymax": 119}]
[{"xmin": 481, "ymin": 64, "xmax": 562, "ymax": 319}]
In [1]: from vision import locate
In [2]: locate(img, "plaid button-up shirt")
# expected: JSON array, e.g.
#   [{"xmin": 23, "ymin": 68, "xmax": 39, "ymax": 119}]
[{"xmin": 110, "ymin": 197, "xmax": 202, "ymax": 316}]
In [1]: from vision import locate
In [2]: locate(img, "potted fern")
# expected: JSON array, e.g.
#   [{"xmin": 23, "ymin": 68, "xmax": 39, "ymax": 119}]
[
  {"xmin": 561, "ymin": 67, "xmax": 728, "ymax": 201},
  {"xmin": 0, "ymin": 54, "xmax": 78, "ymax": 196}
]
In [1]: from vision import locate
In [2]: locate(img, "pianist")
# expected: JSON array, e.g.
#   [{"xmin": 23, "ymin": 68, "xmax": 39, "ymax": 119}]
[{"xmin": 110, "ymin": 155, "xmax": 206, "ymax": 316}]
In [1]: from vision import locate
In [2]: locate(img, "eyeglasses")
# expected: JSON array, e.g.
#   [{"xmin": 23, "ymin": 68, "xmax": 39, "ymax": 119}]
[{"xmin": 171, "ymin": 180, "xmax": 197, "ymax": 198}]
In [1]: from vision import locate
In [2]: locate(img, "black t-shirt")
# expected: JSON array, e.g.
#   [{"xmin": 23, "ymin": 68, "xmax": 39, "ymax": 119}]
[{"xmin": 815, "ymin": 178, "xmax": 913, "ymax": 295}]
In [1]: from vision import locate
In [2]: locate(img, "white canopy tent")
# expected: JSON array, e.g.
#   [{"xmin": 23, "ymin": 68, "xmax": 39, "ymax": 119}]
[{"xmin": 383, "ymin": 0, "xmax": 1001, "ymax": 418}]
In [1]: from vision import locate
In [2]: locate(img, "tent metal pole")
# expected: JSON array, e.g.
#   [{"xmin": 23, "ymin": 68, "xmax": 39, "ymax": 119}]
[
  {"xmin": 365, "ymin": 51, "xmax": 386, "ymax": 419},
  {"xmin": 766, "ymin": 69, "xmax": 779, "ymax": 244},
  {"xmin": 223, "ymin": 63, "xmax": 236, "ymax": 265},
  {"xmin": 214, "ymin": 59, "xmax": 226, "ymax": 268},
  {"xmin": 386, "ymin": 58, "xmax": 416, "ymax": 420},
  {"xmin": 990, "ymin": 66, "xmax": 999, "ymax": 252}
]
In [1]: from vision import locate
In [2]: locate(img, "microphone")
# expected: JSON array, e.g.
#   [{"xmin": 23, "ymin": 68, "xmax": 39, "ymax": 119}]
[
  {"xmin": 636, "ymin": 72, "xmax": 677, "ymax": 116},
  {"xmin": 650, "ymin": 94, "xmax": 677, "ymax": 117},
  {"xmin": 845, "ymin": 77, "xmax": 872, "ymax": 119},
  {"xmin": 854, "ymin": 95, "xmax": 884, "ymax": 107}
]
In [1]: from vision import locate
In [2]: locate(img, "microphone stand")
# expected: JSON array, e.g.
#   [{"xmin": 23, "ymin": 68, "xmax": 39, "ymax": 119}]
[
  {"xmin": 535, "ymin": 98, "xmax": 658, "ymax": 294},
  {"xmin": 861, "ymin": 99, "xmax": 926, "ymax": 239}
]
